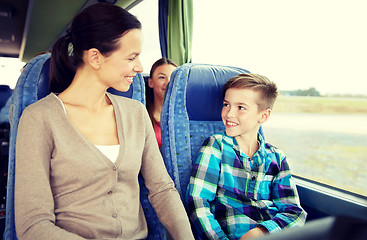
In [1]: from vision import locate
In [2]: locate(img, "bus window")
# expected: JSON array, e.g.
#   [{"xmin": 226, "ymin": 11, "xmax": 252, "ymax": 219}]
[
  {"xmin": 129, "ymin": 0, "xmax": 161, "ymax": 74},
  {"xmin": 0, "ymin": 57, "xmax": 24, "ymax": 89},
  {"xmin": 0, "ymin": 0, "xmax": 161, "ymax": 88},
  {"xmin": 192, "ymin": 0, "xmax": 367, "ymax": 196}
]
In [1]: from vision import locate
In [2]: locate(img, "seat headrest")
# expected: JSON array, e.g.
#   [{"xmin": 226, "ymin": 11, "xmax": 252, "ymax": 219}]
[
  {"xmin": 107, "ymin": 86, "xmax": 133, "ymax": 98},
  {"xmin": 184, "ymin": 64, "xmax": 249, "ymax": 121},
  {"xmin": 37, "ymin": 58, "xmax": 51, "ymax": 99}
]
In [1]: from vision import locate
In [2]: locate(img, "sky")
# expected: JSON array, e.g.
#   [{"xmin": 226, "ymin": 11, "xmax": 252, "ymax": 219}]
[
  {"xmin": 1, "ymin": 0, "xmax": 366, "ymax": 95},
  {"xmin": 190, "ymin": 0, "xmax": 367, "ymax": 95}
]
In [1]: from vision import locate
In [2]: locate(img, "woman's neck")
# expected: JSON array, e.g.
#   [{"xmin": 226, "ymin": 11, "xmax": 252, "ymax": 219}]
[{"xmin": 58, "ymin": 68, "xmax": 110, "ymax": 111}]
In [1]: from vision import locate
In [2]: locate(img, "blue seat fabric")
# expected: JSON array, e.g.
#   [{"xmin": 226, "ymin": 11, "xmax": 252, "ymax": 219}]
[{"xmin": 4, "ymin": 54, "xmax": 166, "ymax": 240}]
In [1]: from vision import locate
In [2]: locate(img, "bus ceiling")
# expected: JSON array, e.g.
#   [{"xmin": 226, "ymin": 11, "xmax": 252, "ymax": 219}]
[{"xmin": 0, "ymin": 0, "xmax": 143, "ymax": 62}]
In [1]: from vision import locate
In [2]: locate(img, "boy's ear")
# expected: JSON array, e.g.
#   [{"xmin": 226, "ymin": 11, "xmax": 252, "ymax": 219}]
[
  {"xmin": 259, "ymin": 108, "xmax": 271, "ymax": 124},
  {"xmin": 87, "ymin": 48, "xmax": 103, "ymax": 70}
]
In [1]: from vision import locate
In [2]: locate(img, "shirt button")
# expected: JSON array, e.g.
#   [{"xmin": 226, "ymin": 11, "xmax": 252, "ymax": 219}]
[
  {"xmin": 252, "ymin": 176, "xmax": 256, "ymax": 181},
  {"xmin": 108, "ymin": 191, "xmax": 113, "ymax": 195},
  {"xmin": 113, "ymin": 166, "xmax": 117, "ymax": 171},
  {"xmin": 112, "ymin": 214, "xmax": 117, "ymax": 218}
]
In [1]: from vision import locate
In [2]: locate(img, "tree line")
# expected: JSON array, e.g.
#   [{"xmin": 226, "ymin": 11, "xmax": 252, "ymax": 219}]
[{"xmin": 280, "ymin": 87, "xmax": 321, "ymax": 97}]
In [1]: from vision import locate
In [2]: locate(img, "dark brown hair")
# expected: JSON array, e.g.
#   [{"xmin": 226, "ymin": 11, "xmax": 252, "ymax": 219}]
[
  {"xmin": 49, "ymin": 3, "xmax": 141, "ymax": 93},
  {"xmin": 222, "ymin": 73, "xmax": 278, "ymax": 111}
]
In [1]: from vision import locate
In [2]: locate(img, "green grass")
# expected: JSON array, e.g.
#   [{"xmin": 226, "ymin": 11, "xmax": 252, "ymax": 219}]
[{"xmin": 273, "ymin": 96, "xmax": 367, "ymax": 114}]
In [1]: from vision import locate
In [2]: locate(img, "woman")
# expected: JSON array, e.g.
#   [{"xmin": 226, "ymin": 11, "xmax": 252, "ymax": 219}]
[
  {"xmin": 14, "ymin": 3, "xmax": 194, "ymax": 240},
  {"xmin": 146, "ymin": 58, "xmax": 177, "ymax": 148}
]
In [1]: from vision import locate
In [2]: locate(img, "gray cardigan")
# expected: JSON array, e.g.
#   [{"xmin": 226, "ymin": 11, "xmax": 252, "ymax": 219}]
[{"xmin": 14, "ymin": 93, "xmax": 193, "ymax": 240}]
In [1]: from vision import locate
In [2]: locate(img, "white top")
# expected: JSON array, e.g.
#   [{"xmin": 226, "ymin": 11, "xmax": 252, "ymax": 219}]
[
  {"xmin": 95, "ymin": 144, "xmax": 120, "ymax": 163},
  {"xmin": 55, "ymin": 95, "xmax": 120, "ymax": 163}
]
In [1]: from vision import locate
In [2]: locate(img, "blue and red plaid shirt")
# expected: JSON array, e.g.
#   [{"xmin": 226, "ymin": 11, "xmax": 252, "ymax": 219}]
[{"xmin": 186, "ymin": 132, "xmax": 307, "ymax": 240}]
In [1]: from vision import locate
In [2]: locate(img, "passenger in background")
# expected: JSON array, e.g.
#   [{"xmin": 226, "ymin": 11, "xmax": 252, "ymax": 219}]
[
  {"xmin": 146, "ymin": 57, "xmax": 177, "ymax": 148},
  {"xmin": 14, "ymin": 3, "xmax": 193, "ymax": 240},
  {"xmin": 186, "ymin": 73, "xmax": 307, "ymax": 239}
]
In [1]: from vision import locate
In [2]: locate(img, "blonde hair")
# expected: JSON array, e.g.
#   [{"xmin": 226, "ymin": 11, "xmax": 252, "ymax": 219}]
[{"xmin": 222, "ymin": 73, "xmax": 278, "ymax": 111}]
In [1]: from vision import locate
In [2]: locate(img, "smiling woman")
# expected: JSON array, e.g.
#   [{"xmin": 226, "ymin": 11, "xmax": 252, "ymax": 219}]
[
  {"xmin": 87, "ymin": 29, "xmax": 143, "ymax": 93},
  {"xmin": 12, "ymin": 3, "xmax": 194, "ymax": 240}
]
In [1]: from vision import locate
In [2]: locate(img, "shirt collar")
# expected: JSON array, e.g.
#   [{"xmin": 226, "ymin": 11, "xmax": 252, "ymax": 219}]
[{"xmin": 222, "ymin": 131, "xmax": 268, "ymax": 159}]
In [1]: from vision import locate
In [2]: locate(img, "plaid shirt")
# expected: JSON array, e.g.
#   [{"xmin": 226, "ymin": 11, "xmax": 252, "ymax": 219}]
[{"xmin": 186, "ymin": 132, "xmax": 307, "ymax": 240}]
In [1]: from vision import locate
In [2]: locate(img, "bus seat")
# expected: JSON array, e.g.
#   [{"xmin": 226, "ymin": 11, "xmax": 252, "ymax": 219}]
[
  {"xmin": 0, "ymin": 85, "xmax": 13, "ymax": 110},
  {"xmin": 4, "ymin": 53, "xmax": 165, "ymax": 240},
  {"xmin": 160, "ymin": 63, "xmax": 266, "ymax": 202},
  {"xmin": 0, "ymin": 97, "xmax": 13, "ymax": 125},
  {"xmin": 143, "ymin": 74, "xmax": 149, "ymax": 84},
  {"xmin": 4, "ymin": 53, "xmax": 52, "ymax": 240}
]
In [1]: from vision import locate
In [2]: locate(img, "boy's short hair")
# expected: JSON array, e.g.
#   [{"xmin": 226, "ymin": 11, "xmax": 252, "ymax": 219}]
[{"xmin": 222, "ymin": 73, "xmax": 278, "ymax": 111}]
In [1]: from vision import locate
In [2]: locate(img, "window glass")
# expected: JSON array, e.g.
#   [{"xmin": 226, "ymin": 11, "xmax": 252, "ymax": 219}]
[
  {"xmin": 193, "ymin": 0, "xmax": 367, "ymax": 196},
  {"xmin": 129, "ymin": 0, "xmax": 161, "ymax": 75},
  {"xmin": 0, "ymin": 57, "xmax": 24, "ymax": 89}
]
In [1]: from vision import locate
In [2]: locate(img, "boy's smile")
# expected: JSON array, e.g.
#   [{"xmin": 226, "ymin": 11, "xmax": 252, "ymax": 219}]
[{"xmin": 225, "ymin": 121, "xmax": 239, "ymax": 127}]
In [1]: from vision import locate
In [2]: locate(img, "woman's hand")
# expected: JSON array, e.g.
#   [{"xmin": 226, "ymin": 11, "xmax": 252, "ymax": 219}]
[{"xmin": 239, "ymin": 226, "xmax": 268, "ymax": 240}]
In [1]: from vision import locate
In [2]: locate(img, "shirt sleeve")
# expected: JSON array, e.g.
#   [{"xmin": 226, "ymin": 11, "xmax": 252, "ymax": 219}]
[
  {"xmin": 258, "ymin": 154, "xmax": 307, "ymax": 232},
  {"xmin": 15, "ymin": 108, "xmax": 86, "ymax": 240},
  {"xmin": 186, "ymin": 136, "xmax": 230, "ymax": 240},
  {"xmin": 139, "ymin": 103, "xmax": 194, "ymax": 240}
]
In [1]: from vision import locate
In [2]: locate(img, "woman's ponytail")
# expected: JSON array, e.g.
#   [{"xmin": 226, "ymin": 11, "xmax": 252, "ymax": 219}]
[{"xmin": 49, "ymin": 33, "xmax": 75, "ymax": 93}]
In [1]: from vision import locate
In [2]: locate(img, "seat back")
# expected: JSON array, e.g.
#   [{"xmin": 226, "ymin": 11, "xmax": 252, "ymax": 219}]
[
  {"xmin": 160, "ymin": 63, "xmax": 264, "ymax": 201},
  {"xmin": 4, "ymin": 53, "xmax": 52, "ymax": 240},
  {"xmin": 0, "ymin": 85, "xmax": 12, "ymax": 110},
  {"xmin": 0, "ymin": 97, "xmax": 13, "ymax": 125},
  {"xmin": 4, "ymin": 54, "xmax": 165, "ymax": 240}
]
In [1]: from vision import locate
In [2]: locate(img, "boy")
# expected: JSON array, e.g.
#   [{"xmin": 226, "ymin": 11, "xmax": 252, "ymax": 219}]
[{"xmin": 186, "ymin": 73, "xmax": 307, "ymax": 240}]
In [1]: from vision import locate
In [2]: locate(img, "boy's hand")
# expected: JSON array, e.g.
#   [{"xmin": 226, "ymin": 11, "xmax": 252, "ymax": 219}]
[{"xmin": 239, "ymin": 226, "xmax": 268, "ymax": 240}]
